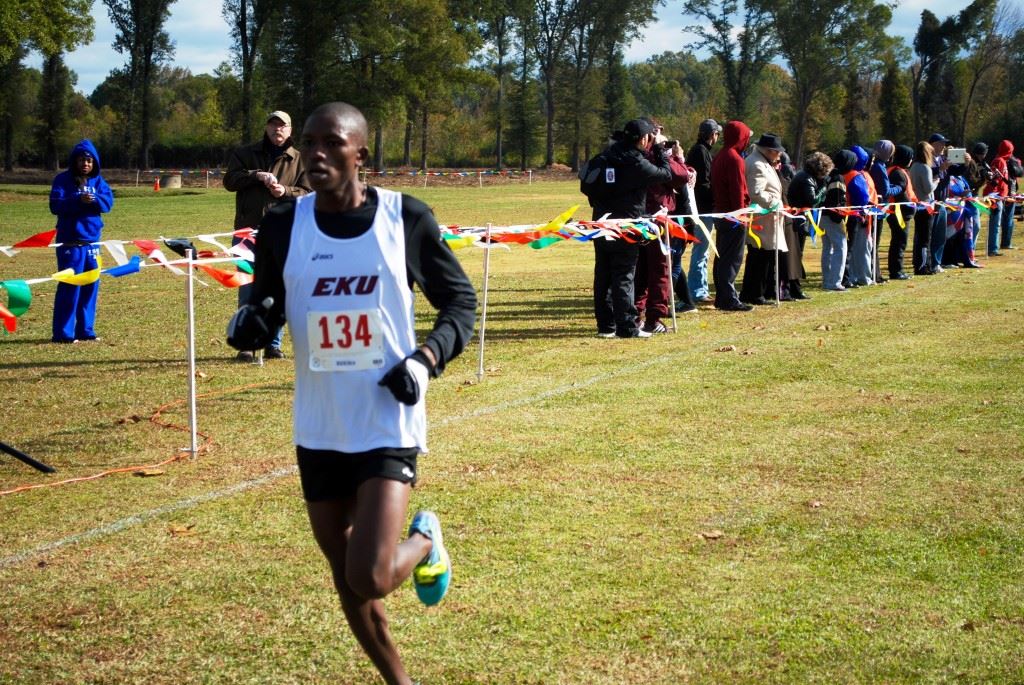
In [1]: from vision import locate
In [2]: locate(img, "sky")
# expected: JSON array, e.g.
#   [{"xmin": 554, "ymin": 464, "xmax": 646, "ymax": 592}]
[{"xmin": 35, "ymin": 0, "xmax": 969, "ymax": 97}]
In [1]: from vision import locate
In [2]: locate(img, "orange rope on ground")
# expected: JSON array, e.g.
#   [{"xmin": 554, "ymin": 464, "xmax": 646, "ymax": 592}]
[{"xmin": 0, "ymin": 382, "xmax": 276, "ymax": 497}]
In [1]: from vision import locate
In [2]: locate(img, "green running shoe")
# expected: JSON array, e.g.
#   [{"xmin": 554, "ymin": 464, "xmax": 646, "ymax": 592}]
[{"xmin": 408, "ymin": 510, "xmax": 451, "ymax": 606}]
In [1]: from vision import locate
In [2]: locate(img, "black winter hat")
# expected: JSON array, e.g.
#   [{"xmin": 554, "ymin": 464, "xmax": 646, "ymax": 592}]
[
  {"xmin": 832, "ymin": 149, "xmax": 858, "ymax": 174},
  {"xmin": 892, "ymin": 145, "xmax": 914, "ymax": 169}
]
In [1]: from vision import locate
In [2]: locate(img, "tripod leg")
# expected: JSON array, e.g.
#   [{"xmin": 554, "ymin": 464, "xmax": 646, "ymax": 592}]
[{"xmin": 0, "ymin": 441, "xmax": 56, "ymax": 473}]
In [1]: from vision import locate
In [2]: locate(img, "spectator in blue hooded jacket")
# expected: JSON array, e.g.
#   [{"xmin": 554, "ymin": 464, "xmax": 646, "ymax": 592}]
[
  {"xmin": 846, "ymin": 145, "xmax": 874, "ymax": 287},
  {"xmin": 48, "ymin": 139, "xmax": 114, "ymax": 343}
]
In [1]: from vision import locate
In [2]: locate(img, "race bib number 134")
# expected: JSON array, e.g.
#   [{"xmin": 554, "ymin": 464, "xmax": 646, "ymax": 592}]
[{"xmin": 306, "ymin": 309, "xmax": 386, "ymax": 371}]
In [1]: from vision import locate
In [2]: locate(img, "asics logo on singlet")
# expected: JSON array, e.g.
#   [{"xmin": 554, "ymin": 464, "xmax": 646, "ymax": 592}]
[
  {"xmin": 311, "ymin": 253, "xmax": 334, "ymax": 261},
  {"xmin": 311, "ymin": 275, "xmax": 380, "ymax": 296}
]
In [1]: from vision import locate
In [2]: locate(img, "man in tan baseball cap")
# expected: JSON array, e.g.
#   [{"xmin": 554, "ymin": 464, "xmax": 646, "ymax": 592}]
[
  {"xmin": 266, "ymin": 110, "xmax": 291, "ymax": 128},
  {"xmin": 223, "ymin": 109, "xmax": 310, "ymax": 361}
]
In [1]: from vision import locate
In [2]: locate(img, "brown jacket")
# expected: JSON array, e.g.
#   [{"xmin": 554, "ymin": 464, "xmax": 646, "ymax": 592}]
[{"xmin": 223, "ymin": 136, "xmax": 311, "ymax": 230}]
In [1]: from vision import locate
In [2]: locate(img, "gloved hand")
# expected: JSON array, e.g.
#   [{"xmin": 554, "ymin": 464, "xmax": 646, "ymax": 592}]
[
  {"xmin": 226, "ymin": 297, "xmax": 275, "ymax": 351},
  {"xmin": 378, "ymin": 350, "xmax": 433, "ymax": 405}
]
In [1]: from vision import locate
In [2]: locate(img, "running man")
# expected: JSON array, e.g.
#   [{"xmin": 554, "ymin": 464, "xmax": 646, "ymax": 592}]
[{"xmin": 227, "ymin": 102, "xmax": 476, "ymax": 685}]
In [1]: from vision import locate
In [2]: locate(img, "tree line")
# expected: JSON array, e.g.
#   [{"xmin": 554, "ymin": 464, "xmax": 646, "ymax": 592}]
[{"xmin": 1, "ymin": 0, "xmax": 1022, "ymax": 173}]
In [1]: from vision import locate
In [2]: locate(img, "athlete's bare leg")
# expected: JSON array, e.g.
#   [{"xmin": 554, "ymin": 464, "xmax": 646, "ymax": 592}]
[{"xmin": 306, "ymin": 478, "xmax": 431, "ymax": 685}]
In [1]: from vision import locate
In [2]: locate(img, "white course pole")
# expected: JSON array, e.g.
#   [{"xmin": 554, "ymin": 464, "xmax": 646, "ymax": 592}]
[
  {"xmin": 476, "ymin": 223, "xmax": 493, "ymax": 381},
  {"xmin": 184, "ymin": 249, "xmax": 199, "ymax": 458},
  {"xmin": 478, "ymin": 171, "xmax": 483, "ymax": 188},
  {"xmin": 528, "ymin": 169, "xmax": 533, "ymax": 185},
  {"xmin": 665, "ymin": 222, "xmax": 677, "ymax": 333},
  {"xmin": 775, "ymin": 237, "xmax": 781, "ymax": 308}
]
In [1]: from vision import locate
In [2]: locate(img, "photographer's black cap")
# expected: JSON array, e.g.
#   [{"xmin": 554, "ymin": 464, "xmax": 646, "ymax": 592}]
[
  {"xmin": 699, "ymin": 118, "xmax": 722, "ymax": 138},
  {"xmin": 929, "ymin": 132, "xmax": 949, "ymax": 144},
  {"xmin": 623, "ymin": 118, "xmax": 656, "ymax": 140}
]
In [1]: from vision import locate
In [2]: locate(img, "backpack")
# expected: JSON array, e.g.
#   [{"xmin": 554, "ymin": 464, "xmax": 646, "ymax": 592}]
[{"xmin": 578, "ymin": 150, "xmax": 617, "ymax": 207}]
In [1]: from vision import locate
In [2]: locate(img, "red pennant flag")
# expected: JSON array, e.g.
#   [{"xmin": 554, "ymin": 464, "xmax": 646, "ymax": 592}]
[
  {"xmin": 198, "ymin": 264, "xmax": 254, "ymax": 288},
  {"xmin": 0, "ymin": 302, "xmax": 16, "ymax": 333},
  {"xmin": 133, "ymin": 239, "xmax": 159, "ymax": 255},
  {"xmin": 13, "ymin": 229, "xmax": 57, "ymax": 248}
]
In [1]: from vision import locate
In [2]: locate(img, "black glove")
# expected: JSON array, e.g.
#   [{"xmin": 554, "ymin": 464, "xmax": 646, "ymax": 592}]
[
  {"xmin": 378, "ymin": 350, "xmax": 433, "ymax": 405},
  {"xmin": 226, "ymin": 297, "xmax": 275, "ymax": 351}
]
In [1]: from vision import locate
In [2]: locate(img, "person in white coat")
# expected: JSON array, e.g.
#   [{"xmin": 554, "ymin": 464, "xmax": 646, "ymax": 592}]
[{"xmin": 740, "ymin": 133, "xmax": 788, "ymax": 305}]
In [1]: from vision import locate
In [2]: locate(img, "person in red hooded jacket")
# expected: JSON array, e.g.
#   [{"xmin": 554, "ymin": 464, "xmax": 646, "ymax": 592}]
[
  {"xmin": 988, "ymin": 140, "xmax": 1014, "ymax": 256},
  {"xmin": 710, "ymin": 120, "xmax": 753, "ymax": 311}
]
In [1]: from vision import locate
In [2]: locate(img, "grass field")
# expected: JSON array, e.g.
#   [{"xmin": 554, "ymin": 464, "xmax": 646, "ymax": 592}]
[{"xmin": 1, "ymin": 181, "xmax": 1023, "ymax": 684}]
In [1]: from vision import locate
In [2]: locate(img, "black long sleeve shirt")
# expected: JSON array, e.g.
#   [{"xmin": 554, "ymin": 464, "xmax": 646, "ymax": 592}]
[{"xmin": 249, "ymin": 187, "xmax": 477, "ymax": 376}]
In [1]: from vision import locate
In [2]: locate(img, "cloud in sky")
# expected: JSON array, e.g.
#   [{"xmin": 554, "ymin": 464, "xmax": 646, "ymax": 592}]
[{"xmin": 40, "ymin": 0, "xmax": 970, "ymax": 95}]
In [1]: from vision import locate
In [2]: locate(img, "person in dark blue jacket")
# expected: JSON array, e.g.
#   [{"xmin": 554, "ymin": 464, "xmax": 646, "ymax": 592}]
[
  {"xmin": 49, "ymin": 139, "xmax": 114, "ymax": 343},
  {"xmin": 845, "ymin": 146, "xmax": 873, "ymax": 287},
  {"xmin": 868, "ymin": 140, "xmax": 903, "ymax": 283}
]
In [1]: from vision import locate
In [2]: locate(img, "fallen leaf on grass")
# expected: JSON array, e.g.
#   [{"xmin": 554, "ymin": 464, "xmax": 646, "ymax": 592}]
[
  {"xmin": 982, "ymin": 400, "xmax": 992, "ymax": 406},
  {"xmin": 117, "ymin": 415, "xmax": 142, "ymax": 425},
  {"xmin": 817, "ymin": 338, "xmax": 824, "ymax": 348},
  {"xmin": 485, "ymin": 366, "xmax": 501, "ymax": 374},
  {"xmin": 699, "ymin": 530, "xmax": 724, "ymax": 540},
  {"xmin": 815, "ymin": 324, "xmax": 832, "ymax": 331},
  {"xmin": 960, "ymin": 619, "xmax": 976, "ymax": 632},
  {"xmin": 460, "ymin": 379, "xmax": 477, "ymax": 387},
  {"xmin": 956, "ymin": 446, "xmax": 969, "ymax": 454},
  {"xmin": 753, "ymin": 325, "xmax": 766, "ymax": 331},
  {"xmin": 134, "ymin": 468, "xmax": 165, "ymax": 477},
  {"xmin": 195, "ymin": 370, "xmax": 207, "ymax": 379},
  {"xmin": 741, "ymin": 348, "xmax": 757, "ymax": 355},
  {"xmin": 718, "ymin": 345, "xmax": 736, "ymax": 352},
  {"xmin": 168, "ymin": 523, "xmax": 197, "ymax": 538},
  {"xmin": 807, "ymin": 500, "xmax": 823, "ymax": 509}
]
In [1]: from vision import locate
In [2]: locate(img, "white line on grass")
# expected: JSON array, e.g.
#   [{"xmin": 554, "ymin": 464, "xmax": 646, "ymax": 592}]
[{"xmin": 0, "ymin": 290, "xmax": 902, "ymax": 569}]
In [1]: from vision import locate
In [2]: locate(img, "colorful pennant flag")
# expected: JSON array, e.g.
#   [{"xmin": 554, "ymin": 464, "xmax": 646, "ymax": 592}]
[{"xmin": 13, "ymin": 229, "xmax": 56, "ymax": 248}]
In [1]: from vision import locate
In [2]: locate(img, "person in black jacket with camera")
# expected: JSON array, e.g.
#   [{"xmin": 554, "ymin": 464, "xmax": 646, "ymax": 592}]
[
  {"xmin": 785, "ymin": 151, "xmax": 833, "ymax": 299},
  {"xmin": 590, "ymin": 118, "xmax": 672, "ymax": 338}
]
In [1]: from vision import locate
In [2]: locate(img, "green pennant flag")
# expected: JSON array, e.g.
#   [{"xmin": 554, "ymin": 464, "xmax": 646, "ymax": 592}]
[
  {"xmin": 528, "ymin": 236, "xmax": 563, "ymax": 249},
  {"xmin": 0, "ymin": 280, "xmax": 31, "ymax": 317}
]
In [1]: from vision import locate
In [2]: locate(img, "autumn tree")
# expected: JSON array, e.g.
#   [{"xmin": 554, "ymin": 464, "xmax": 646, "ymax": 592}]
[
  {"xmin": 104, "ymin": 0, "xmax": 177, "ymax": 168},
  {"xmin": 222, "ymin": 0, "xmax": 275, "ymax": 141},
  {"xmin": 681, "ymin": 0, "xmax": 777, "ymax": 121}
]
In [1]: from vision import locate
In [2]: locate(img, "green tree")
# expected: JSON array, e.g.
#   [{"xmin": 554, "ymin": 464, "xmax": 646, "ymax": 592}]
[
  {"xmin": 0, "ymin": 0, "xmax": 92, "ymax": 169},
  {"xmin": 681, "ymin": 0, "xmax": 777, "ymax": 121},
  {"xmin": 879, "ymin": 59, "xmax": 912, "ymax": 143},
  {"xmin": 36, "ymin": 52, "xmax": 74, "ymax": 170},
  {"xmin": 104, "ymin": 0, "xmax": 178, "ymax": 168},
  {"xmin": 751, "ymin": 0, "xmax": 893, "ymax": 161},
  {"xmin": 533, "ymin": 0, "xmax": 579, "ymax": 167},
  {"xmin": 0, "ymin": 0, "xmax": 93, "ymax": 64},
  {"xmin": 911, "ymin": 0, "xmax": 996, "ymax": 140},
  {"xmin": 222, "ymin": 0, "xmax": 276, "ymax": 142}
]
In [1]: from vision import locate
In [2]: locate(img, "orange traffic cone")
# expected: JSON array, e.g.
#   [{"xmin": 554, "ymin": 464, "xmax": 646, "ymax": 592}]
[{"xmin": 153, "ymin": 177, "xmax": 160, "ymax": 192}]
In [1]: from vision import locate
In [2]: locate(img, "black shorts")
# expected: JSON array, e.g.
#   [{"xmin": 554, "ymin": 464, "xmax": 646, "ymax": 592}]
[{"xmin": 296, "ymin": 445, "xmax": 419, "ymax": 502}]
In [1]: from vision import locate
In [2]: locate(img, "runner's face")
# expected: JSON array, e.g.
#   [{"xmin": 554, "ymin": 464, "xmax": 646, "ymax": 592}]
[{"xmin": 300, "ymin": 113, "xmax": 368, "ymax": 193}]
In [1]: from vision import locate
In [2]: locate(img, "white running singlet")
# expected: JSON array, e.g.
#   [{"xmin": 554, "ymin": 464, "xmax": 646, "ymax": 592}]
[{"xmin": 284, "ymin": 189, "xmax": 427, "ymax": 452}]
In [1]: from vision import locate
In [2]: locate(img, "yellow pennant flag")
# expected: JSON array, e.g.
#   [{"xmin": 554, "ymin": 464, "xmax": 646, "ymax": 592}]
[
  {"xmin": 536, "ymin": 204, "xmax": 580, "ymax": 233},
  {"xmin": 893, "ymin": 204, "xmax": 906, "ymax": 230},
  {"xmin": 805, "ymin": 210, "xmax": 823, "ymax": 237},
  {"xmin": 52, "ymin": 256, "xmax": 103, "ymax": 285},
  {"xmin": 444, "ymin": 235, "xmax": 478, "ymax": 250},
  {"xmin": 746, "ymin": 215, "xmax": 761, "ymax": 249},
  {"xmin": 689, "ymin": 211, "xmax": 719, "ymax": 258}
]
